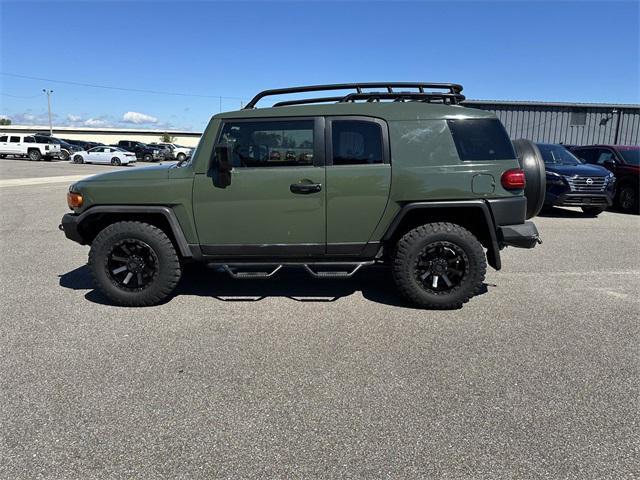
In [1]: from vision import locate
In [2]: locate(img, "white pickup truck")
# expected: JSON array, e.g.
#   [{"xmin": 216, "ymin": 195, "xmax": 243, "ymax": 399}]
[
  {"xmin": 0, "ymin": 133, "xmax": 62, "ymax": 161},
  {"xmin": 155, "ymin": 142, "xmax": 193, "ymax": 161}
]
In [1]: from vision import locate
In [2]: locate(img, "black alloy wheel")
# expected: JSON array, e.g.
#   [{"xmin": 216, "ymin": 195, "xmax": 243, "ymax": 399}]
[
  {"xmin": 414, "ymin": 241, "xmax": 468, "ymax": 294},
  {"xmin": 106, "ymin": 239, "xmax": 159, "ymax": 292}
]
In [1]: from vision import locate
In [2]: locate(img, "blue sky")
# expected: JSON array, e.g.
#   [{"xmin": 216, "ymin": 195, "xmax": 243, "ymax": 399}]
[{"xmin": 1, "ymin": 1, "xmax": 638, "ymax": 131}]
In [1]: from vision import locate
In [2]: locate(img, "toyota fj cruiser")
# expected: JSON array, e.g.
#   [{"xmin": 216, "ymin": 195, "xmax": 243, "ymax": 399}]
[{"xmin": 60, "ymin": 83, "xmax": 545, "ymax": 308}]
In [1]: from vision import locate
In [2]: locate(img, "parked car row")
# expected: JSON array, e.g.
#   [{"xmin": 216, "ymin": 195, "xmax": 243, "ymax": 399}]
[
  {"xmin": 537, "ymin": 143, "xmax": 639, "ymax": 215},
  {"xmin": 0, "ymin": 133, "xmax": 195, "ymax": 165}
]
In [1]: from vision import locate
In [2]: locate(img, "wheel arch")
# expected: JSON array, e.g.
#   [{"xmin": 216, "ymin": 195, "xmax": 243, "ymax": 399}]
[
  {"xmin": 382, "ymin": 200, "xmax": 501, "ymax": 270},
  {"xmin": 75, "ymin": 206, "xmax": 192, "ymax": 258}
]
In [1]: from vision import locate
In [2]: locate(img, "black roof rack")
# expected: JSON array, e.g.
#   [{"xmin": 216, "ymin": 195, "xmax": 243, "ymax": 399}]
[{"xmin": 244, "ymin": 82, "xmax": 465, "ymax": 109}]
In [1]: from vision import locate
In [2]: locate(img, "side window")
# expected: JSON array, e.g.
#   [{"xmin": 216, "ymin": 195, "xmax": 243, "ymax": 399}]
[
  {"xmin": 595, "ymin": 149, "xmax": 614, "ymax": 165},
  {"xmin": 448, "ymin": 119, "xmax": 516, "ymax": 161},
  {"xmin": 9, "ymin": 136, "xmax": 20, "ymax": 143},
  {"xmin": 218, "ymin": 120, "xmax": 315, "ymax": 168},
  {"xmin": 331, "ymin": 120, "xmax": 383, "ymax": 165},
  {"xmin": 572, "ymin": 148, "xmax": 596, "ymax": 163},
  {"xmin": 24, "ymin": 136, "xmax": 35, "ymax": 143},
  {"xmin": 0, "ymin": 136, "xmax": 7, "ymax": 142}
]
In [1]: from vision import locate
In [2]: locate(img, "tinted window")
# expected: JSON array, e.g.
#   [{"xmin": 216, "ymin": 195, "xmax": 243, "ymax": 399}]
[
  {"xmin": 9, "ymin": 136, "xmax": 20, "ymax": 143},
  {"xmin": 0, "ymin": 136, "xmax": 7, "ymax": 142},
  {"xmin": 571, "ymin": 148, "xmax": 598, "ymax": 163},
  {"xmin": 332, "ymin": 120, "xmax": 383, "ymax": 165},
  {"xmin": 618, "ymin": 148, "xmax": 640, "ymax": 166},
  {"xmin": 219, "ymin": 120, "xmax": 314, "ymax": 167},
  {"xmin": 537, "ymin": 144, "xmax": 581, "ymax": 165},
  {"xmin": 448, "ymin": 119, "xmax": 515, "ymax": 161},
  {"xmin": 24, "ymin": 136, "xmax": 35, "ymax": 143}
]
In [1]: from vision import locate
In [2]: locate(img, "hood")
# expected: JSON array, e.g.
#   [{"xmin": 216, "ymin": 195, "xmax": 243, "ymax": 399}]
[
  {"xmin": 545, "ymin": 163, "xmax": 609, "ymax": 177},
  {"xmin": 79, "ymin": 162, "xmax": 177, "ymax": 183}
]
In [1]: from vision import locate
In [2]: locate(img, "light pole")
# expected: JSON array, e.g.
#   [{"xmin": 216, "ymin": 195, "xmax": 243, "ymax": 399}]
[{"xmin": 42, "ymin": 89, "xmax": 53, "ymax": 135}]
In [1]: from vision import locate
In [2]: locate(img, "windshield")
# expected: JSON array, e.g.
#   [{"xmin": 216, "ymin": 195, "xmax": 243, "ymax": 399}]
[
  {"xmin": 619, "ymin": 148, "xmax": 640, "ymax": 166},
  {"xmin": 538, "ymin": 144, "xmax": 582, "ymax": 165}
]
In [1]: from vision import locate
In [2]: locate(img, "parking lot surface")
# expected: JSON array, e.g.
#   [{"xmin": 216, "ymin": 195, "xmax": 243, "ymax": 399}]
[{"xmin": 1, "ymin": 159, "xmax": 638, "ymax": 479}]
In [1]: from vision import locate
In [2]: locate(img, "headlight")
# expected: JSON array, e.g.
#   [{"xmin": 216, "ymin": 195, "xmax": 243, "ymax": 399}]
[{"xmin": 546, "ymin": 172, "xmax": 565, "ymax": 186}]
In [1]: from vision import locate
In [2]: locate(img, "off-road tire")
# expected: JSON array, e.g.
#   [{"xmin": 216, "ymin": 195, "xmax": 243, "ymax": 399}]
[
  {"xmin": 392, "ymin": 222, "xmax": 486, "ymax": 309},
  {"xmin": 60, "ymin": 150, "xmax": 70, "ymax": 161},
  {"xmin": 111, "ymin": 157, "xmax": 121, "ymax": 166},
  {"xmin": 177, "ymin": 153, "xmax": 186, "ymax": 161},
  {"xmin": 89, "ymin": 221, "xmax": 182, "ymax": 307},
  {"xmin": 581, "ymin": 207, "xmax": 604, "ymax": 217},
  {"xmin": 28, "ymin": 149, "xmax": 42, "ymax": 161}
]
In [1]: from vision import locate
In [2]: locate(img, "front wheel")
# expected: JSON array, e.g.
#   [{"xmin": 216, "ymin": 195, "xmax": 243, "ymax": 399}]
[
  {"xmin": 89, "ymin": 221, "xmax": 182, "ymax": 306},
  {"xmin": 60, "ymin": 150, "xmax": 70, "ymax": 161},
  {"xmin": 143, "ymin": 153, "xmax": 152, "ymax": 162},
  {"xmin": 73, "ymin": 155, "xmax": 84, "ymax": 164},
  {"xmin": 28, "ymin": 149, "xmax": 42, "ymax": 161},
  {"xmin": 392, "ymin": 222, "xmax": 486, "ymax": 309},
  {"xmin": 581, "ymin": 207, "xmax": 605, "ymax": 217},
  {"xmin": 617, "ymin": 185, "xmax": 639, "ymax": 214},
  {"xmin": 111, "ymin": 157, "xmax": 121, "ymax": 166},
  {"xmin": 177, "ymin": 153, "xmax": 186, "ymax": 161}
]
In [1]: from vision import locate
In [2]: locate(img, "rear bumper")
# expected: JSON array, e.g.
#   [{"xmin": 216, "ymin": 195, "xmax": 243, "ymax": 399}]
[
  {"xmin": 498, "ymin": 221, "xmax": 540, "ymax": 249},
  {"xmin": 59, "ymin": 213, "xmax": 84, "ymax": 245}
]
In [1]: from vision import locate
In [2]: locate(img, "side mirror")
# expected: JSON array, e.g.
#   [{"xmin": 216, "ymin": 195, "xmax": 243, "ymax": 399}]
[
  {"xmin": 603, "ymin": 159, "xmax": 616, "ymax": 168},
  {"xmin": 213, "ymin": 144, "xmax": 233, "ymax": 188}
]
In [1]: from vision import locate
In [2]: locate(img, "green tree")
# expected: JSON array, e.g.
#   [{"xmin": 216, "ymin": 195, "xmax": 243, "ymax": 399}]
[
  {"xmin": 160, "ymin": 132, "xmax": 176, "ymax": 143},
  {"xmin": 0, "ymin": 118, "xmax": 11, "ymax": 126}
]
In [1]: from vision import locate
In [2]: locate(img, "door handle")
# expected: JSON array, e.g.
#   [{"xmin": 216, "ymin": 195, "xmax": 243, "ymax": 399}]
[{"xmin": 290, "ymin": 181, "xmax": 322, "ymax": 194}]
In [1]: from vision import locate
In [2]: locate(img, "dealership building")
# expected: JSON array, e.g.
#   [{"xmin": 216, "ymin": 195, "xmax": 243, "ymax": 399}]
[{"xmin": 3, "ymin": 100, "xmax": 639, "ymax": 147}]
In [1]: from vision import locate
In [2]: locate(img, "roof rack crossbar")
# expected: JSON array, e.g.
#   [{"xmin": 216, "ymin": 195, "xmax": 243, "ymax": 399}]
[{"xmin": 244, "ymin": 82, "xmax": 464, "ymax": 109}]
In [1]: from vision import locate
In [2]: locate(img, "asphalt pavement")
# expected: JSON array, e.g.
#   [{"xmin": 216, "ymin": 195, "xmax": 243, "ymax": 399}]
[{"xmin": 0, "ymin": 159, "xmax": 638, "ymax": 479}]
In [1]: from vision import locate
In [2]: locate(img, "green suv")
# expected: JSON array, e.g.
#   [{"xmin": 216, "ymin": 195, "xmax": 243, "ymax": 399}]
[{"xmin": 60, "ymin": 83, "xmax": 544, "ymax": 308}]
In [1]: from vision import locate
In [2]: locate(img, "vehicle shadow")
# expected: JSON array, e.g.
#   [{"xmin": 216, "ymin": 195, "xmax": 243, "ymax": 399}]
[
  {"xmin": 59, "ymin": 264, "xmax": 490, "ymax": 309},
  {"xmin": 538, "ymin": 207, "xmax": 593, "ymax": 218}
]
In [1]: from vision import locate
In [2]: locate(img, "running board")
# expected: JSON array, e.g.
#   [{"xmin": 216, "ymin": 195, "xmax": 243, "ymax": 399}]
[{"xmin": 212, "ymin": 262, "xmax": 374, "ymax": 280}]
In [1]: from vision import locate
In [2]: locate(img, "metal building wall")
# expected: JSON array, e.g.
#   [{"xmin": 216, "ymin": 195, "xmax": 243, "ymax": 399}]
[{"xmin": 465, "ymin": 101, "xmax": 639, "ymax": 145}]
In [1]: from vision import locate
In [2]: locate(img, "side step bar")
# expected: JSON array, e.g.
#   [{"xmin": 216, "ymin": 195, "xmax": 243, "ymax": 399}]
[{"xmin": 212, "ymin": 262, "xmax": 374, "ymax": 280}]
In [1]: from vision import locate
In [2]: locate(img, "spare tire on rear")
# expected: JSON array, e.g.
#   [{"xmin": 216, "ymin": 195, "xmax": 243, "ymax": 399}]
[{"xmin": 512, "ymin": 139, "xmax": 546, "ymax": 219}]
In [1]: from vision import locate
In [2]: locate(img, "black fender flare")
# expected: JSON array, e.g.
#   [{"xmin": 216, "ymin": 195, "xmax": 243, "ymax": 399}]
[
  {"xmin": 72, "ymin": 205, "xmax": 192, "ymax": 257},
  {"xmin": 382, "ymin": 200, "xmax": 502, "ymax": 270}
]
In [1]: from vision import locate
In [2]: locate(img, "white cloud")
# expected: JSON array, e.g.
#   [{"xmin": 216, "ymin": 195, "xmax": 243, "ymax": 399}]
[
  {"xmin": 84, "ymin": 118, "xmax": 109, "ymax": 127},
  {"xmin": 67, "ymin": 114, "xmax": 82, "ymax": 122},
  {"xmin": 122, "ymin": 111, "xmax": 158, "ymax": 124}
]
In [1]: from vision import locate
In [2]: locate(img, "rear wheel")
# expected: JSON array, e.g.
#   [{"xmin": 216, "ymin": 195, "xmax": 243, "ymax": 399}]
[
  {"xmin": 89, "ymin": 221, "xmax": 182, "ymax": 306},
  {"xmin": 111, "ymin": 157, "xmax": 121, "ymax": 166},
  {"xmin": 60, "ymin": 150, "xmax": 70, "ymax": 161},
  {"xmin": 581, "ymin": 207, "xmax": 604, "ymax": 216},
  {"xmin": 392, "ymin": 222, "xmax": 486, "ymax": 309},
  {"xmin": 28, "ymin": 149, "xmax": 42, "ymax": 161}
]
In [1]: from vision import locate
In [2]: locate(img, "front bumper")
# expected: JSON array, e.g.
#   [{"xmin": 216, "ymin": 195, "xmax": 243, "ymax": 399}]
[
  {"xmin": 546, "ymin": 191, "xmax": 612, "ymax": 208},
  {"xmin": 59, "ymin": 213, "xmax": 84, "ymax": 244},
  {"xmin": 498, "ymin": 221, "xmax": 540, "ymax": 249}
]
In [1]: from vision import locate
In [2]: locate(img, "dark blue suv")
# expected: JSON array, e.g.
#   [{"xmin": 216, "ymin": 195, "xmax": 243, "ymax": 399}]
[{"xmin": 537, "ymin": 143, "xmax": 615, "ymax": 216}]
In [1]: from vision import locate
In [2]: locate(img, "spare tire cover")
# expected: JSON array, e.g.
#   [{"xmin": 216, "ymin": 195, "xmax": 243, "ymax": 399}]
[{"xmin": 512, "ymin": 139, "xmax": 546, "ymax": 219}]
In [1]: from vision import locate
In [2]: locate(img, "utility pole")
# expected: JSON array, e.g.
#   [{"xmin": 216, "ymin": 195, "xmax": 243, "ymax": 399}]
[{"xmin": 42, "ymin": 89, "xmax": 53, "ymax": 135}]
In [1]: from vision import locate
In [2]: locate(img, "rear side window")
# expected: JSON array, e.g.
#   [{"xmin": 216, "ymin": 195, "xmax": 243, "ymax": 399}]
[
  {"xmin": 24, "ymin": 136, "xmax": 35, "ymax": 143},
  {"xmin": 10, "ymin": 136, "xmax": 20, "ymax": 143},
  {"xmin": 447, "ymin": 119, "xmax": 515, "ymax": 161},
  {"xmin": 332, "ymin": 120, "xmax": 383, "ymax": 165}
]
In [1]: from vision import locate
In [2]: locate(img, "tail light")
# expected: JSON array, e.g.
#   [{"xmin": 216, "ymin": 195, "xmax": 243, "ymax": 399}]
[{"xmin": 501, "ymin": 168, "xmax": 526, "ymax": 190}]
